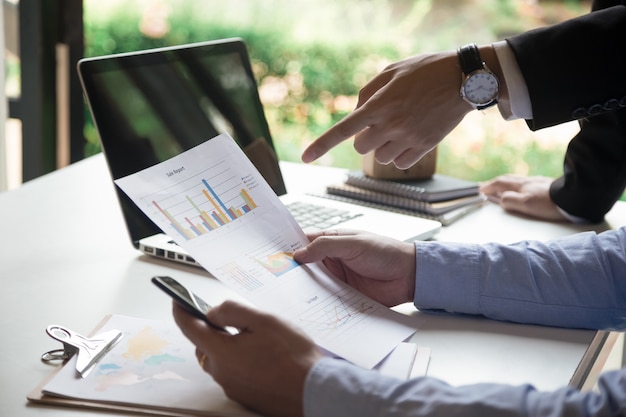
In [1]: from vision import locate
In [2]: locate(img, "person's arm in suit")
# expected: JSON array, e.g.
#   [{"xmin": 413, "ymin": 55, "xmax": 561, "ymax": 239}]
[
  {"xmin": 507, "ymin": 3, "xmax": 626, "ymax": 129},
  {"xmin": 303, "ymin": 3, "xmax": 626, "ymax": 223},
  {"xmin": 493, "ymin": 2, "xmax": 626, "ymax": 222},
  {"xmin": 550, "ymin": 111, "xmax": 626, "ymax": 223}
]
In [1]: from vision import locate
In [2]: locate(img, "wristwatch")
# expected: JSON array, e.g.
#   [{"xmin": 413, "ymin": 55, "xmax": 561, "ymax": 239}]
[{"xmin": 457, "ymin": 43, "xmax": 499, "ymax": 110}]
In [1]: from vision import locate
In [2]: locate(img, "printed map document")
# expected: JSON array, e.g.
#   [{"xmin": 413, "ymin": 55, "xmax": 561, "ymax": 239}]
[
  {"xmin": 31, "ymin": 314, "xmax": 428, "ymax": 416},
  {"xmin": 115, "ymin": 133, "xmax": 420, "ymax": 369},
  {"xmin": 36, "ymin": 315, "xmax": 260, "ymax": 417}
]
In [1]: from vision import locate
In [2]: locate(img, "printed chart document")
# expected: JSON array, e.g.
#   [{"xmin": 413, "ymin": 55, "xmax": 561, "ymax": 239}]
[{"xmin": 115, "ymin": 133, "xmax": 420, "ymax": 369}]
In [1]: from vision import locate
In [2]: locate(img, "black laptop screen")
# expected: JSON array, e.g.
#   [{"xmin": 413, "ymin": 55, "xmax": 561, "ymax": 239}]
[{"xmin": 78, "ymin": 39, "xmax": 287, "ymax": 247}]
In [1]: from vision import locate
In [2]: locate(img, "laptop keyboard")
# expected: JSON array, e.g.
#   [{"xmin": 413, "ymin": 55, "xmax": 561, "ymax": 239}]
[{"xmin": 286, "ymin": 201, "xmax": 362, "ymax": 230}]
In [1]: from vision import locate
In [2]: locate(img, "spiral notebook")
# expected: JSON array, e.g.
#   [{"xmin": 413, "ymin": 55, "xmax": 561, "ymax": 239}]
[
  {"xmin": 325, "ymin": 183, "xmax": 486, "ymax": 224},
  {"xmin": 344, "ymin": 170, "xmax": 480, "ymax": 202}
]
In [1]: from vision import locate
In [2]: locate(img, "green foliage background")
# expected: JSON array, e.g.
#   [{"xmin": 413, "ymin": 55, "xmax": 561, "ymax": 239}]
[{"xmin": 83, "ymin": 0, "xmax": 592, "ymax": 183}]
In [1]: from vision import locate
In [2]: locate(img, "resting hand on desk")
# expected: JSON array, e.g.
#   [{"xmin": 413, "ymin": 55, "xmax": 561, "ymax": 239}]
[
  {"xmin": 173, "ymin": 301, "xmax": 322, "ymax": 417},
  {"xmin": 480, "ymin": 174, "xmax": 567, "ymax": 222},
  {"xmin": 294, "ymin": 229, "xmax": 416, "ymax": 307}
]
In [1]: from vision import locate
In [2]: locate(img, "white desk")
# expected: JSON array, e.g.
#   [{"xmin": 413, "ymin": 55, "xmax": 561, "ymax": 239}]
[{"xmin": 2, "ymin": 154, "xmax": 625, "ymax": 416}]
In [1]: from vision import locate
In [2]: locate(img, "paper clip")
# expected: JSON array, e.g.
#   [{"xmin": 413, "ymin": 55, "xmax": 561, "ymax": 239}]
[{"xmin": 41, "ymin": 325, "xmax": 123, "ymax": 378}]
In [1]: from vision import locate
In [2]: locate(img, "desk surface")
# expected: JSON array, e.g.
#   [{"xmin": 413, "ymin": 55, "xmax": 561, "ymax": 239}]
[{"xmin": 2, "ymin": 154, "xmax": 625, "ymax": 416}]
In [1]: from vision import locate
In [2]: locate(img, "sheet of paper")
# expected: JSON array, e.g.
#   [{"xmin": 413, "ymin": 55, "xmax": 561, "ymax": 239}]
[
  {"xmin": 411, "ymin": 346, "xmax": 431, "ymax": 378},
  {"xmin": 115, "ymin": 133, "xmax": 419, "ymax": 369},
  {"xmin": 375, "ymin": 343, "xmax": 430, "ymax": 380},
  {"xmin": 376, "ymin": 342, "xmax": 417, "ymax": 379}
]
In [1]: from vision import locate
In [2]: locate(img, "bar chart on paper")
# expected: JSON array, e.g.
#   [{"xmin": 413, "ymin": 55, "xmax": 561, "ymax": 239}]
[{"xmin": 142, "ymin": 161, "xmax": 260, "ymax": 240}]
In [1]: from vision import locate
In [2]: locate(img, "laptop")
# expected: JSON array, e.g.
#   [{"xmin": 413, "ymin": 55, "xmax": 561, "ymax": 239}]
[{"xmin": 77, "ymin": 38, "xmax": 441, "ymax": 267}]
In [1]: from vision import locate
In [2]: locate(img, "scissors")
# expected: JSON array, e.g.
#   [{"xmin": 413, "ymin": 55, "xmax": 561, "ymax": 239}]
[{"xmin": 41, "ymin": 325, "xmax": 123, "ymax": 378}]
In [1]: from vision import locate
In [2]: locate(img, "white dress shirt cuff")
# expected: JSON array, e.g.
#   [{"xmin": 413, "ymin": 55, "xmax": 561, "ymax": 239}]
[{"xmin": 492, "ymin": 40, "xmax": 532, "ymax": 121}]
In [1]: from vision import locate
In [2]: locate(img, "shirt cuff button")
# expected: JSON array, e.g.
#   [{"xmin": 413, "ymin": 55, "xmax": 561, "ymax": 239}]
[
  {"xmin": 572, "ymin": 107, "xmax": 588, "ymax": 119},
  {"xmin": 588, "ymin": 104, "xmax": 604, "ymax": 115},
  {"xmin": 603, "ymin": 99, "xmax": 620, "ymax": 111}
]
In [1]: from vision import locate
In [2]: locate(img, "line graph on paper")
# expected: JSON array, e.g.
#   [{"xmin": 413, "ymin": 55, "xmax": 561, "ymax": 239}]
[{"xmin": 297, "ymin": 288, "xmax": 379, "ymax": 338}]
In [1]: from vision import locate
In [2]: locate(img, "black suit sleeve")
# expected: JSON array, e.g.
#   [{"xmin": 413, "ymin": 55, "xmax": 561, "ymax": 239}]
[
  {"xmin": 549, "ymin": 110, "xmax": 626, "ymax": 223},
  {"xmin": 506, "ymin": 3, "xmax": 626, "ymax": 222},
  {"xmin": 506, "ymin": 5, "xmax": 626, "ymax": 130}
]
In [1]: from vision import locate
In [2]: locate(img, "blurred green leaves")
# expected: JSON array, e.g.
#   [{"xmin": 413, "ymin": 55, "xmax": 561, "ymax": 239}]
[{"xmin": 83, "ymin": 0, "xmax": 589, "ymax": 183}]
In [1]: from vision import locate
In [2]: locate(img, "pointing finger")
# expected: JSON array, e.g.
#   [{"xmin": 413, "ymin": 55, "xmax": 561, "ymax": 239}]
[{"xmin": 301, "ymin": 107, "xmax": 374, "ymax": 163}]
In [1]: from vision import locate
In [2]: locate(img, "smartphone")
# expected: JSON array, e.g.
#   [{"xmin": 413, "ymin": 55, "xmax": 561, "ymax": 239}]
[{"xmin": 151, "ymin": 275, "xmax": 228, "ymax": 332}]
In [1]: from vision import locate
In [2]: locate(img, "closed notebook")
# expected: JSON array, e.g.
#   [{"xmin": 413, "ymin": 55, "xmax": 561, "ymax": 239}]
[
  {"xmin": 344, "ymin": 170, "xmax": 479, "ymax": 202},
  {"xmin": 326, "ymin": 183, "xmax": 486, "ymax": 216}
]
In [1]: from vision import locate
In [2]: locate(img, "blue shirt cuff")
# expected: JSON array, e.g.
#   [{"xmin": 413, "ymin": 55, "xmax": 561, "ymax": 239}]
[{"xmin": 413, "ymin": 241, "xmax": 482, "ymax": 315}]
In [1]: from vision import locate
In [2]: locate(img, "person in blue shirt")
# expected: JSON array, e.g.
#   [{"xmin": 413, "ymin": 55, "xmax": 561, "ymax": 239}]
[{"xmin": 174, "ymin": 227, "xmax": 626, "ymax": 417}]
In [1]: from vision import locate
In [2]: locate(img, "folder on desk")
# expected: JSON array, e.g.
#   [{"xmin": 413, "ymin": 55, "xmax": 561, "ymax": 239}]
[
  {"xmin": 29, "ymin": 314, "xmax": 429, "ymax": 416},
  {"xmin": 29, "ymin": 314, "xmax": 262, "ymax": 416}
]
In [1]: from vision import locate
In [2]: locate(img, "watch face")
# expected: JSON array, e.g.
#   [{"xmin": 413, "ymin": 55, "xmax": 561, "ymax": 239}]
[{"xmin": 462, "ymin": 71, "xmax": 499, "ymax": 105}]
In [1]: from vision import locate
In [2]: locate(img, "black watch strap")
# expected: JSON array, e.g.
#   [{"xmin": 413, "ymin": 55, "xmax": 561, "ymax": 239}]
[{"xmin": 457, "ymin": 43, "xmax": 483, "ymax": 75}]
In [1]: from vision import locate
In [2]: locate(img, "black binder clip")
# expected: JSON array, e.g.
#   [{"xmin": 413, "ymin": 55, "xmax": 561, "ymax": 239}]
[{"xmin": 41, "ymin": 325, "xmax": 123, "ymax": 378}]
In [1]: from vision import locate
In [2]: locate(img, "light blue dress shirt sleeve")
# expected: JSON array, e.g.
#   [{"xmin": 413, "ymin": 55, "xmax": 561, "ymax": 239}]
[
  {"xmin": 303, "ymin": 227, "xmax": 626, "ymax": 417},
  {"xmin": 304, "ymin": 358, "xmax": 626, "ymax": 417},
  {"xmin": 414, "ymin": 227, "xmax": 626, "ymax": 330}
]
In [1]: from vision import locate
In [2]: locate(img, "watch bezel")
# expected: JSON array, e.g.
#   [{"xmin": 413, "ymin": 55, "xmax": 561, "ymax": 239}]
[{"xmin": 460, "ymin": 68, "xmax": 499, "ymax": 109}]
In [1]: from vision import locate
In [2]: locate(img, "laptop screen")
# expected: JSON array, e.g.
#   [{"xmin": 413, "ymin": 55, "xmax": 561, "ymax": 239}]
[{"xmin": 78, "ymin": 38, "xmax": 287, "ymax": 247}]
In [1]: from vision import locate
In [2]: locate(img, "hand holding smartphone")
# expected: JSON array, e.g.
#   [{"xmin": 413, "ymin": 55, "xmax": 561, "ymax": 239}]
[{"xmin": 151, "ymin": 275, "xmax": 232, "ymax": 333}]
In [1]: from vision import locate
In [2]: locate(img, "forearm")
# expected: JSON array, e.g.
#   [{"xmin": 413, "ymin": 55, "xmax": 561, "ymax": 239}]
[
  {"xmin": 414, "ymin": 227, "xmax": 626, "ymax": 330},
  {"xmin": 304, "ymin": 358, "xmax": 626, "ymax": 417}
]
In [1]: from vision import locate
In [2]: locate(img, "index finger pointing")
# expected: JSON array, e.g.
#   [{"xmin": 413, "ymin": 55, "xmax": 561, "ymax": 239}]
[{"xmin": 301, "ymin": 108, "xmax": 372, "ymax": 163}]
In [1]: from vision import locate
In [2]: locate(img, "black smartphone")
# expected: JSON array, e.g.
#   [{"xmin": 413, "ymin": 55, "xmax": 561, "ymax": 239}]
[{"xmin": 151, "ymin": 275, "xmax": 228, "ymax": 332}]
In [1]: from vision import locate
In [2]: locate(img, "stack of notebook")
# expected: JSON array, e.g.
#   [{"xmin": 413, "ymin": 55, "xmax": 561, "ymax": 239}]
[{"xmin": 323, "ymin": 171, "xmax": 487, "ymax": 226}]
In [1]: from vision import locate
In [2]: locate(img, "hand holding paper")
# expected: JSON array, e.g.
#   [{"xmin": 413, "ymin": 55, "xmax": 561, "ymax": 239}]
[{"xmin": 115, "ymin": 133, "xmax": 420, "ymax": 368}]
